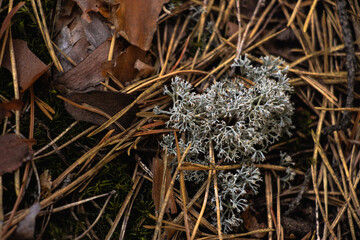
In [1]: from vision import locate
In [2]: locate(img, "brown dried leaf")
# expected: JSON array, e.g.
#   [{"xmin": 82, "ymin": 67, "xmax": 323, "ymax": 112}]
[
  {"xmin": 54, "ymin": 12, "xmax": 111, "ymax": 73},
  {"xmin": 64, "ymin": 90, "xmax": 139, "ymax": 130},
  {"xmin": 0, "ymin": 99, "xmax": 22, "ymax": 120},
  {"xmin": 72, "ymin": 0, "xmax": 99, "ymax": 22},
  {"xmin": 113, "ymin": 45, "xmax": 147, "ymax": 84},
  {"xmin": 115, "ymin": 0, "xmax": 169, "ymax": 51},
  {"xmin": 2, "ymin": 39, "xmax": 49, "ymax": 92},
  {"xmin": 152, "ymin": 156, "xmax": 177, "ymax": 214},
  {"xmin": 55, "ymin": 40, "xmax": 112, "ymax": 91},
  {"xmin": 0, "ymin": 134, "xmax": 34, "ymax": 176}
]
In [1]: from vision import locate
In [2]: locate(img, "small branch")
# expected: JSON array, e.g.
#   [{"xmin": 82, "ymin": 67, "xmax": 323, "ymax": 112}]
[
  {"xmin": 323, "ymin": 0, "xmax": 356, "ymax": 135},
  {"xmin": 284, "ymin": 168, "xmax": 311, "ymax": 216}
]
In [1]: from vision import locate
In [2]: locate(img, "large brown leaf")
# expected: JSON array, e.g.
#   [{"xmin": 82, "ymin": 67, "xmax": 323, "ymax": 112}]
[
  {"xmin": 0, "ymin": 134, "xmax": 34, "ymax": 176},
  {"xmin": 115, "ymin": 0, "xmax": 169, "ymax": 51},
  {"xmin": 2, "ymin": 39, "xmax": 49, "ymax": 92},
  {"xmin": 64, "ymin": 90, "xmax": 139, "ymax": 130},
  {"xmin": 55, "ymin": 40, "xmax": 112, "ymax": 91}
]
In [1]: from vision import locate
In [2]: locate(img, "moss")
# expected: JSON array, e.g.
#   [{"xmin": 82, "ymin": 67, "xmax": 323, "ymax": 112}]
[{"xmin": 10, "ymin": 0, "xmax": 56, "ymax": 63}]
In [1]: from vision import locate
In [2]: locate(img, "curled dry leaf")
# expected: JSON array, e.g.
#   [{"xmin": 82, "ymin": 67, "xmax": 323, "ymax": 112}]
[
  {"xmin": 0, "ymin": 134, "xmax": 34, "ymax": 176},
  {"xmin": 115, "ymin": 0, "xmax": 169, "ymax": 51},
  {"xmin": 113, "ymin": 45, "xmax": 148, "ymax": 84},
  {"xmin": 40, "ymin": 170, "xmax": 52, "ymax": 198},
  {"xmin": 2, "ymin": 39, "xmax": 49, "ymax": 92},
  {"xmin": 0, "ymin": 99, "xmax": 22, "ymax": 120},
  {"xmin": 64, "ymin": 90, "xmax": 139, "ymax": 130}
]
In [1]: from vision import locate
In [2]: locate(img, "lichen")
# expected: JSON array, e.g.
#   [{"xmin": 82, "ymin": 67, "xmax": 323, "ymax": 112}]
[{"xmin": 155, "ymin": 55, "xmax": 294, "ymax": 232}]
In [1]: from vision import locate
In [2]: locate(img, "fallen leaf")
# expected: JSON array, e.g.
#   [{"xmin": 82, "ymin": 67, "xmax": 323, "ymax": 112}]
[
  {"xmin": 115, "ymin": 0, "xmax": 169, "ymax": 51},
  {"xmin": 55, "ymin": 40, "xmax": 113, "ymax": 91},
  {"xmin": 0, "ymin": 99, "xmax": 22, "ymax": 120},
  {"xmin": 2, "ymin": 39, "xmax": 49, "ymax": 92},
  {"xmin": 152, "ymin": 156, "xmax": 177, "ymax": 214},
  {"xmin": 63, "ymin": 90, "xmax": 139, "ymax": 130},
  {"xmin": 0, "ymin": 134, "xmax": 34, "ymax": 176},
  {"xmin": 12, "ymin": 202, "xmax": 41, "ymax": 240},
  {"xmin": 0, "ymin": 2, "xmax": 25, "ymax": 39},
  {"xmin": 54, "ymin": 12, "xmax": 111, "ymax": 73},
  {"xmin": 113, "ymin": 45, "xmax": 147, "ymax": 84},
  {"xmin": 72, "ymin": 0, "xmax": 99, "ymax": 22}
]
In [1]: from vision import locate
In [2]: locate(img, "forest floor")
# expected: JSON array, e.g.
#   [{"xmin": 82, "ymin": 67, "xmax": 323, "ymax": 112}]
[{"xmin": 0, "ymin": 0, "xmax": 360, "ymax": 239}]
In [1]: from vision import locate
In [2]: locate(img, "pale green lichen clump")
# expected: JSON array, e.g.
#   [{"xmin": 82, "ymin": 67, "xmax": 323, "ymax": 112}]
[{"xmin": 155, "ymin": 55, "xmax": 294, "ymax": 232}]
